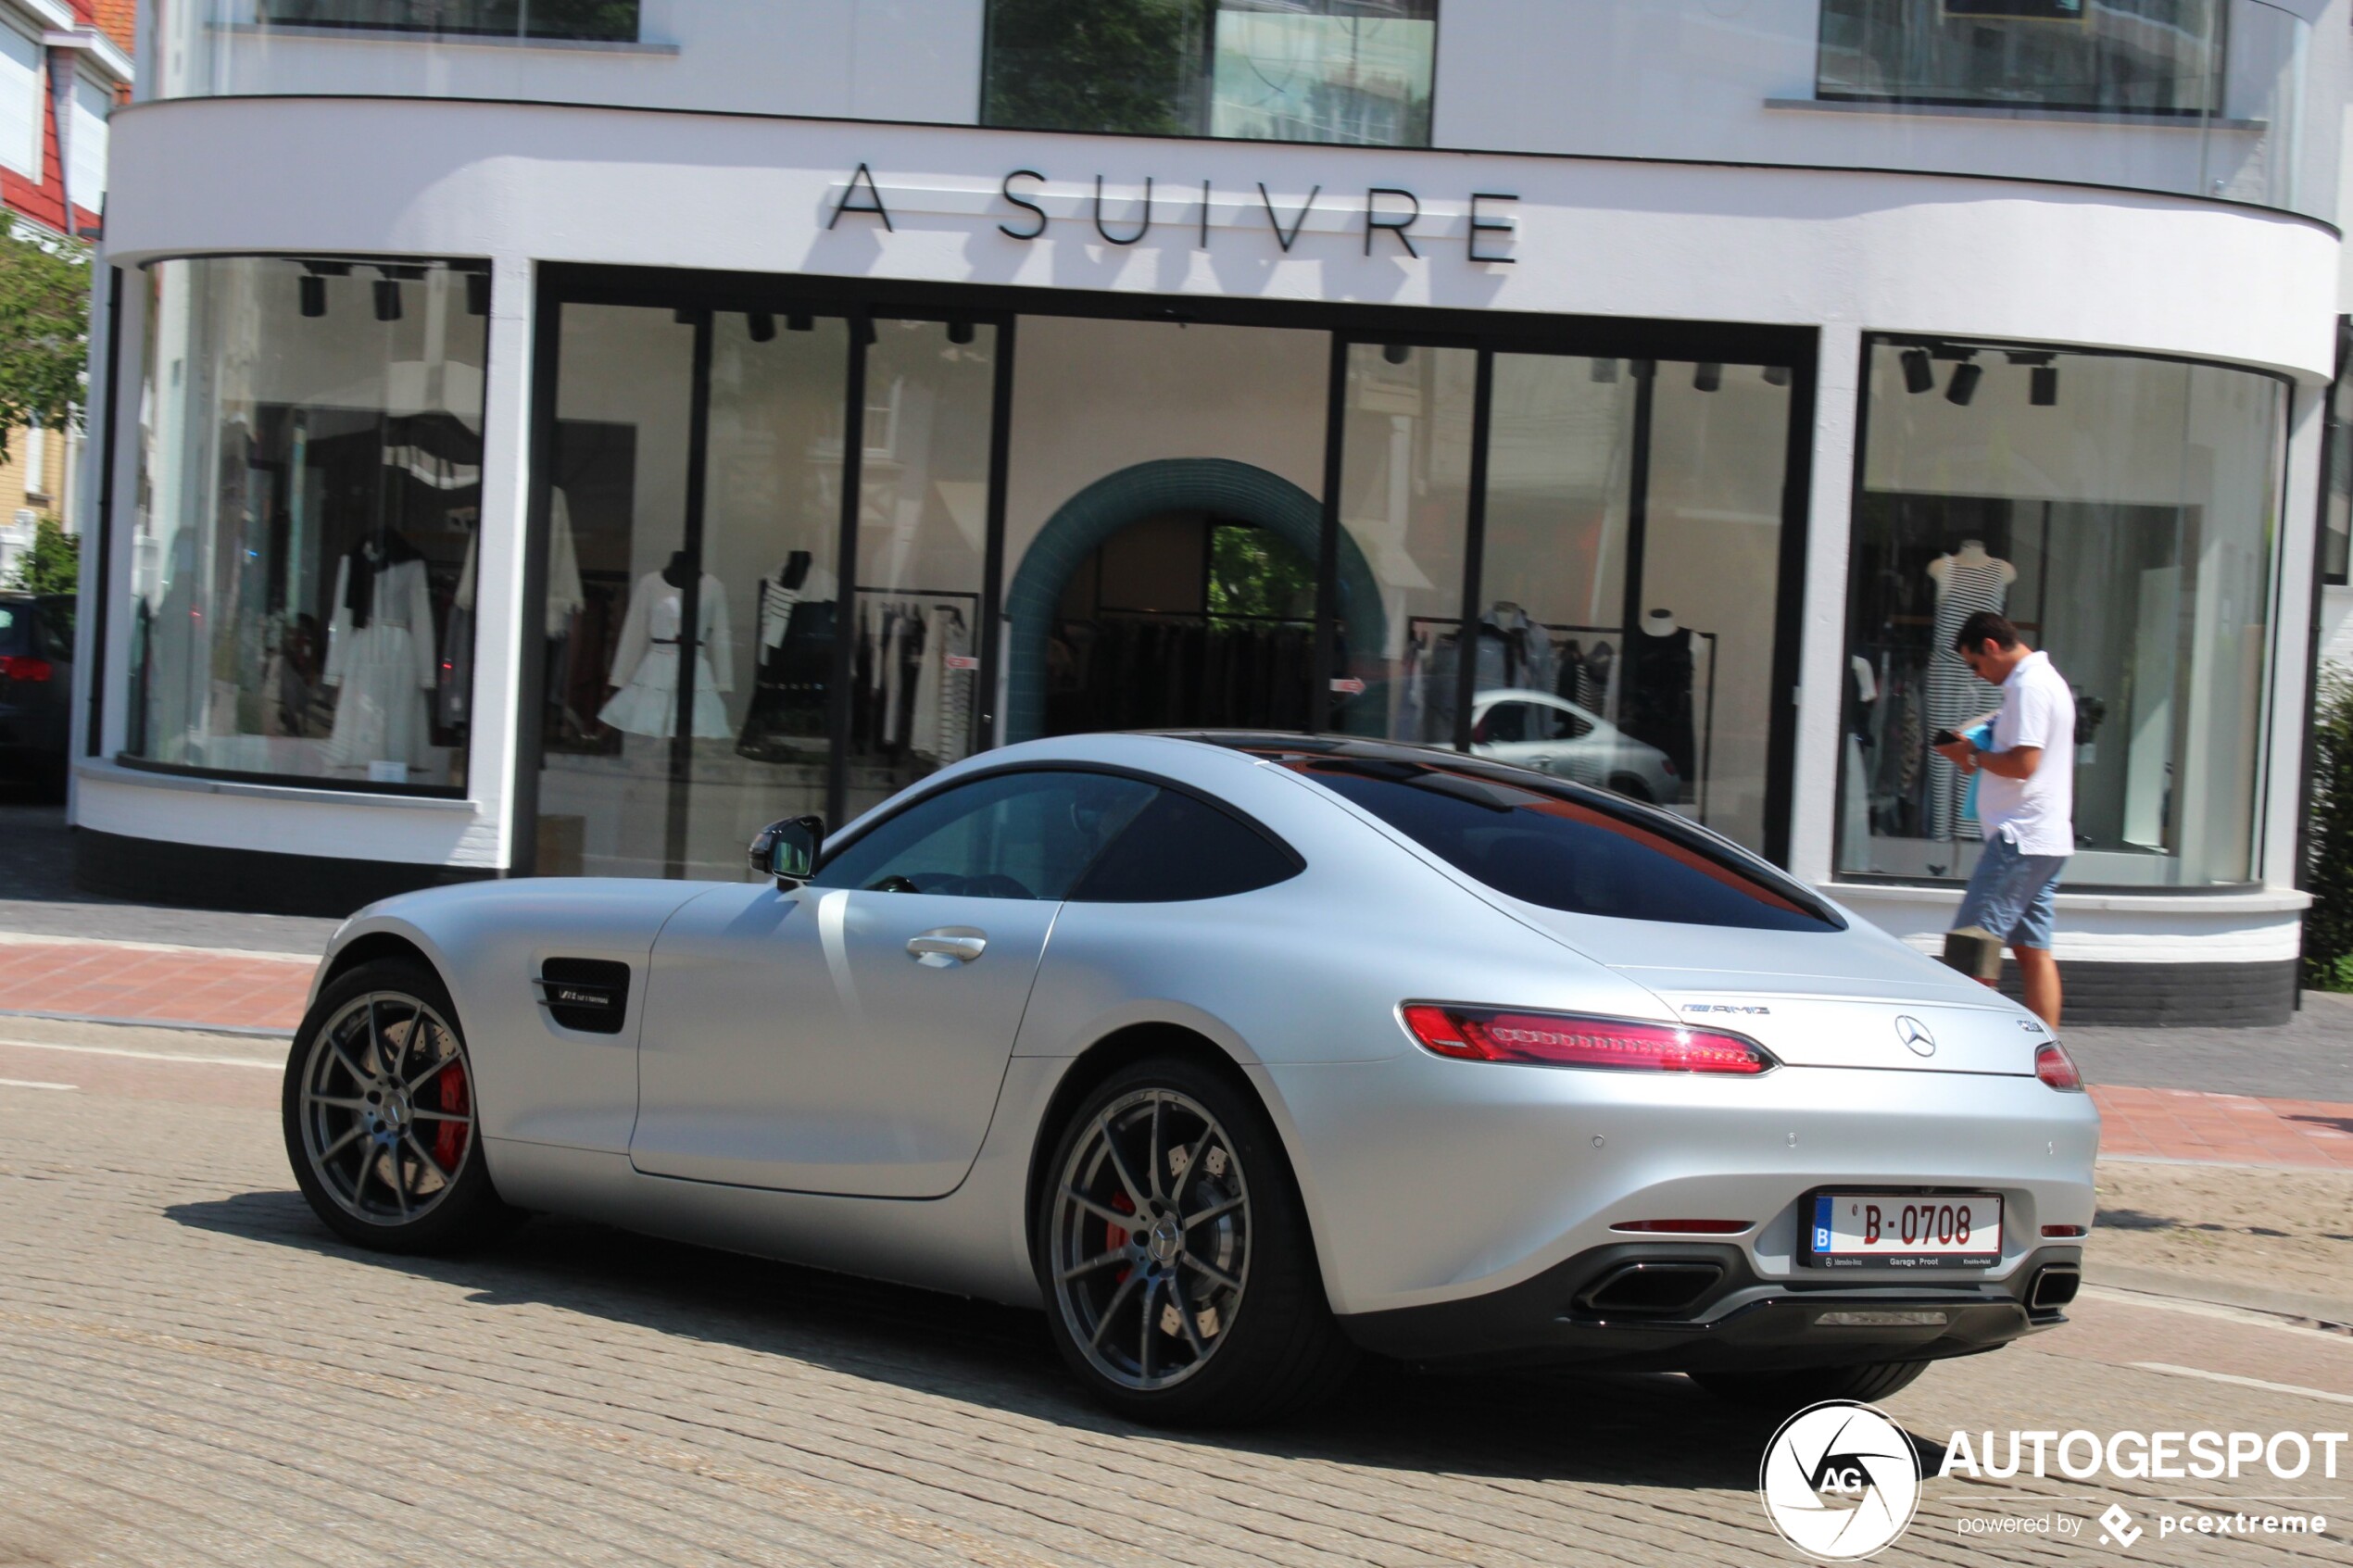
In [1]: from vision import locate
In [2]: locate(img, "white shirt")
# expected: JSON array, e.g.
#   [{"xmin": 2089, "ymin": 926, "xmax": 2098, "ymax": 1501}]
[{"xmin": 1979, "ymin": 649, "xmax": 2075, "ymax": 857}]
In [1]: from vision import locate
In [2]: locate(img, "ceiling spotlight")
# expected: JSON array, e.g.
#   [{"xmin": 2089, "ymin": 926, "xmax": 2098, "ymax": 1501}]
[
  {"xmin": 1693, "ymin": 362, "xmax": 1722, "ymax": 393},
  {"xmin": 2032, "ymin": 365, "xmax": 2059, "ymax": 406},
  {"xmin": 1381, "ymin": 342, "xmax": 1411, "ymax": 366},
  {"xmin": 299, "ymin": 273, "xmax": 326, "ymax": 319},
  {"xmin": 1590, "ymin": 358, "xmax": 1618, "ymax": 383},
  {"xmin": 1761, "ymin": 364, "xmax": 1791, "ymax": 387},
  {"xmin": 1901, "ymin": 348, "xmax": 1934, "ymax": 395},
  {"xmin": 747, "ymin": 310, "xmax": 776, "ymax": 343},
  {"xmin": 1946, "ymin": 360, "xmax": 1982, "ymax": 406},
  {"xmin": 373, "ymin": 278, "xmax": 403, "ymax": 322},
  {"xmin": 786, "ymin": 311, "xmax": 813, "ymax": 333},
  {"xmin": 464, "ymin": 271, "xmax": 490, "ymax": 317},
  {"xmin": 948, "ymin": 319, "xmax": 976, "ymax": 346}
]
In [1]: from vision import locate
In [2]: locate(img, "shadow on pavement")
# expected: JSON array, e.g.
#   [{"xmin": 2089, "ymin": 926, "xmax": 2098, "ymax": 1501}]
[{"xmin": 166, "ymin": 1186, "xmax": 1831, "ymax": 1486}]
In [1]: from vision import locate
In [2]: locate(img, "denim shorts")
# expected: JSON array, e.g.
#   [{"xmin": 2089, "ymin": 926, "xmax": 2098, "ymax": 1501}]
[{"xmin": 1954, "ymin": 834, "xmax": 2067, "ymax": 951}]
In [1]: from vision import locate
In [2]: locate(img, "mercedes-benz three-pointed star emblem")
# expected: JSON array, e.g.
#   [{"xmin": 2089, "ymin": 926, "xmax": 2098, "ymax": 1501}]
[{"xmin": 1894, "ymin": 1015, "xmax": 1936, "ymax": 1057}]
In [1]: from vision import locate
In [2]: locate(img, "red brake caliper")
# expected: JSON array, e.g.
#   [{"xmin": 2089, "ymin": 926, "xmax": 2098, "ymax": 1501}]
[
  {"xmin": 1106, "ymin": 1192, "xmax": 1134, "ymax": 1283},
  {"xmin": 434, "ymin": 1059, "xmax": 471, "ymax": 1171}
]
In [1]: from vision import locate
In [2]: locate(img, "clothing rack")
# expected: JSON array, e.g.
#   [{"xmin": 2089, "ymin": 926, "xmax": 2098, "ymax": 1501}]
[{"xmin": 1405, "ymin": 614, "xmax": 1718, "ymax": 822}]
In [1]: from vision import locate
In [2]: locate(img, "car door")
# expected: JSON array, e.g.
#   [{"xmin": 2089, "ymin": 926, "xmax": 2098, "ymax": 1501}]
[{"xmin": 631, "ymin": 769, "xmax": 1158, "ymax": 1197}]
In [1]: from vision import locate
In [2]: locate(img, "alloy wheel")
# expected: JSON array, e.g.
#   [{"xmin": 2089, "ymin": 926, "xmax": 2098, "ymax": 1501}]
[
  {"xmin": 295, "ymin": 989, "xmax": 475, "ymax": 1226},
  {"xmin": 1049, "ymin": 1086, "xmax": 1251, "ymax": 1392}
]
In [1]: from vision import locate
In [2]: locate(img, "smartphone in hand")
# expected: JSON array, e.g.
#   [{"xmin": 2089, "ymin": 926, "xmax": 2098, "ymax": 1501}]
[{"xmin": 1931, "ymin": 728, "xmax": 1959, "ymax": 746}]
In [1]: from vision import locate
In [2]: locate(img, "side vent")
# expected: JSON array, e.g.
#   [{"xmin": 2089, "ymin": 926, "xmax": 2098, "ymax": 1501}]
[{"xmin": 535, "ymin": 958, "xmax": 631, "ymax": 1035}]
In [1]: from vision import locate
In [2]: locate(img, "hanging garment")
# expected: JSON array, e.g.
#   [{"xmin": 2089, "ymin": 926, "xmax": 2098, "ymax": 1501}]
[
  {"xmin": 1925, "ymin": 556, "xmax": 2011, "ymax": 842},
  {"xmin": 1622, "ymin": 627, "xmax": 1697, "ymax": 784},
  {"xmin": 545, "ymin": 490, "xmax": 587, "ymax": 637},
  {"xmin": 598, "ymin": 570, "xmax": 735, "ymax": 739},
  {"xmin": 736, "ymin": 564, "xmax": 839, "ymax": 757},
  {"xmin": 438, "ymin": 531, "xmax": 478, "ymax": 731},
  {"xmin": 324, "ymin": 546, "xmax": 437, "ymax": 771},
  {"xmin": 1579, "ymin": 640, "xmax": 1616, "ymax": 721},
  {"xmin": 910, "ymin": 604, "xmax": 973, "ymax": 764}
]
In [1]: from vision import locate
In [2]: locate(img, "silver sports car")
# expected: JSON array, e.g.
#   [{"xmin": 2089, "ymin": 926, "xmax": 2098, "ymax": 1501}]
[{"xmin": 283, "ymin": 731, "xmax": 2098, "ymax": 1425}]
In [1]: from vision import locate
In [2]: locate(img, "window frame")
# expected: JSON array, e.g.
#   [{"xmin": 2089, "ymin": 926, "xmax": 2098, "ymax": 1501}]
[
  {"xmin": 812, "ymin": 759, "xmax": 1304, "ymax": 901},
  {"xmin": 1812, "ymin": 0, "xmax": 2230, "ymax": 120},
  {"xmin": 252, "ymin": 2, "xmax": 643, "ymax": 44}
]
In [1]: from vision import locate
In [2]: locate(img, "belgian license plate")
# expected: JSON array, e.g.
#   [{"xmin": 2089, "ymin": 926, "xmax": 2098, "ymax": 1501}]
[{"xmin": 1806, "ymin": 1193, "xmax": 2002, "ymax": 1269}]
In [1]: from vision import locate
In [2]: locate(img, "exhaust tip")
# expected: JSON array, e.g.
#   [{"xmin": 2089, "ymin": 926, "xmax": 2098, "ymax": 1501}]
[
  {"xmin": 2029, "ymin": 1264, "xmax": 2081, "ymax": 1311},
  {"xmin": 1576, "ymin": 1261, "xmax": 1722, "ymax": 1317}
]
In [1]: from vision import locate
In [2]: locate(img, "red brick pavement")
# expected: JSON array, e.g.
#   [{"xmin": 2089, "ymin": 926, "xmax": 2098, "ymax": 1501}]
[
  {"xmin": 0, "ymin": 938, "xmax": 313, "ymax": 1034},
  {"xmin": 1, "ymin": 939, "xmax": 2348, "ymax": 1168}
]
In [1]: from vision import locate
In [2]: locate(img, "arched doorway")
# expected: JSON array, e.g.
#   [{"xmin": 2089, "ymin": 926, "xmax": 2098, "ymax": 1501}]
[{"xmin": 1002, "ymin": 458, "xmax": 1385, "ymax": 744}]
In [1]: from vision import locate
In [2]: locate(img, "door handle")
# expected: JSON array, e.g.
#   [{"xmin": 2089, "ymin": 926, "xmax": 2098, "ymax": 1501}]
[{"xmin": 907, "ymin": 931, "xmax": 987, "ymax": 965}]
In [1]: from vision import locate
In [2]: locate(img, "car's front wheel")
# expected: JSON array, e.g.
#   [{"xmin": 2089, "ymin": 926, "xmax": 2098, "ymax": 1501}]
[
  {"xmin": 1691, "ymin": 1360, "xmax": 1931, "ymax": 1411},
  {"xmin": 1036, "ymin": 1055, "xmax": 1355, "ymax": 1426},
  {"xmin": 282, "ymin": 957, "xmax": 512, "ymax": 1253}
]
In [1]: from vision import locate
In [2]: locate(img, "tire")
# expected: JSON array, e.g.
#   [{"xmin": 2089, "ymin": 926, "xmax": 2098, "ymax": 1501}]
[
  {"xmin": 282, "ymin": 957, "xmax": 515, "ymax": 1254},
  {"xmin": 1691, "ymin": 1360, "xmax": 1931, "ymax": 1411},
  {"xmin": 1034, "ymin": 1054, "xmax": 1357, "ymax": 1426},
  {"xmin": 1607, "ymin": 774, "xmax": 1655, "ymax": 805}
]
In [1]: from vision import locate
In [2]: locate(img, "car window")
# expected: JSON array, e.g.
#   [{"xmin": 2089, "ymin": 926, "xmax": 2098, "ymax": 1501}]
[
  {"xmin": 1287, "ymin": 756, "xmax": 1838, "ymax": 932},
  {"xmin": 37, "ymin": 597, "xmax": 72, "ymax": 658},
  {"xmin": 812, "ymin": 770, "xmax": 1156, "ymax": 900},
  {"xmin": 1559, "ymin": 707, "xmax": 1593, "ymax": 740},
  {"xmin": 0, "ymin": 607, "xmax": 22, "ymax": 657},
  {"xmin": 1070, "ymin": 787, "xmax": 1302, "ymax": 903},
  {"xmin": 1476, "ymin": 702, "xmax": 1540, "ymax": 744}
]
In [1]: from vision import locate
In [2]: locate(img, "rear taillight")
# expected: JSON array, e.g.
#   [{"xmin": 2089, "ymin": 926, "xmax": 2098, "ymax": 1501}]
[
  {"xmin": 1401, "ymin": 1003, "xmax": 1774, "ymax": 1074},
  {"xmin": 0, "ymin": 656, "xmax": 50, "ymax": 682},
  {"xmin": 2034, "ymin": 1041, "xmax": 2083, "ymax": 1092}
]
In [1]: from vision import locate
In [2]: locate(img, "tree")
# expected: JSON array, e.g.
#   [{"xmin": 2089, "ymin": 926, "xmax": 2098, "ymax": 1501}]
[
  {"xmin": 6, "ymin": 514, "xmax": 77, "ymax": 596},
  {"xmin": 2304, "ymin": 662, "xmax": 2353, "ymax": 988},
  {"xmin": 983, "ymin": 0, "xmax": 1209, "ymax": 136},
  {"xmin": 0, "ymin": 225, "xmax": 90, "ymax": 467}
]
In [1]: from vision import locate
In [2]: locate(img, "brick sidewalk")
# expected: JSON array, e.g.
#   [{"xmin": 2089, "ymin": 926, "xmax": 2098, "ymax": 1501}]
[
  {"xmin": 4, "ymin": 936, "xmax": 2348, "ymax": 1169},
  {"xmin": 0, "ymin": 936, "xmax": 313, "ymax": 1035}
]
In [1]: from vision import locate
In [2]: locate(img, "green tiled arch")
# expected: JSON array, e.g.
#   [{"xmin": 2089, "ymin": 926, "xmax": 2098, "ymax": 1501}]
[{"xmin": 1002, "ymin": 458, "xmax": 1387, "ymax": 744}]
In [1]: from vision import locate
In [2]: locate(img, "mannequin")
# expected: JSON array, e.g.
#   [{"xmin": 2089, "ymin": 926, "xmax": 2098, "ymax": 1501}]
[
  {"xmin": 599, "ymin": 552, "xmax": 735, "ymax": 739},
  {"xmin": 1623, "ymin": 608, "xmax": 1696, "ymax": 789},
  {"xmin": 1925, "ymin": 540, "xmax": 2016, "ymax": 841},
  {"xmin": 324, "ymin": 532, "xmax": 436, "ymax": 773}
]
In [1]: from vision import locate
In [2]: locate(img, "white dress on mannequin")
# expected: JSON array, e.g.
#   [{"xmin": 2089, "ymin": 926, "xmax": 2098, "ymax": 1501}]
[
  {"xmin": 598, "ymin": 571, "xmax": 735, "ymax": 738},
  {"xmin": 323, "ymin": 548, "xmax": 437, "ymax": 772}
]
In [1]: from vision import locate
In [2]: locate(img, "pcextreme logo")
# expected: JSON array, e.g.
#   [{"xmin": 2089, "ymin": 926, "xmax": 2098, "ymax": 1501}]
[{"xmin": 1758, "ymin": 1400, "xmax": 1923, "ymax": 1561}]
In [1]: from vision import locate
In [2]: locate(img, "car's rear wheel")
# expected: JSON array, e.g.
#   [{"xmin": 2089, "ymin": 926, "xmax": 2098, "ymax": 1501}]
[
  {"xmin": 1691, "ymin": 1359, "xmax": 1931, "ymax": 1411},
  {"xmin": 282, "ymin": 957, "xmax": 512, "ymax": 1253},
  {"xmin": 1036, "ymin": 1055, "xmax": 1355, "ymax": 1426}
]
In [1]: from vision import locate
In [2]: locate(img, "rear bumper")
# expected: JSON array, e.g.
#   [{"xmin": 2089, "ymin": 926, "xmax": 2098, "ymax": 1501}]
[{"xmin": 1339, "ymin": 1240, "xmax": 2083, "ymax": 1372}]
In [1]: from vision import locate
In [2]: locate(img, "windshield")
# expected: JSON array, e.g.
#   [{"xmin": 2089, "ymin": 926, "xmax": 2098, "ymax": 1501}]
[{"xmin": 1284, "ymin": 753, "xmax": 1840, "ymax": 933}]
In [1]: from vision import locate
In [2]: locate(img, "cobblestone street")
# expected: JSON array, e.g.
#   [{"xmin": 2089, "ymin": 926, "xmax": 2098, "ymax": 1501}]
[{"xmin": 1, "ymin": 1035, "xmax": 2347, "ymax": 1567}]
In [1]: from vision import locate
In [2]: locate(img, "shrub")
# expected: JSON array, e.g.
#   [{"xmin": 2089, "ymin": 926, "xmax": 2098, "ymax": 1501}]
[{"xmin": 2302, "ymin": 662, "xmax": 2353, "ymax": 989}]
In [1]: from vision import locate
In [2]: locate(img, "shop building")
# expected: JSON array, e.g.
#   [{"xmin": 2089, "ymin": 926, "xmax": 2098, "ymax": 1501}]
[{"xmin": 67, "ymin": 2, "xmax": 2347, "ymax": 1022}]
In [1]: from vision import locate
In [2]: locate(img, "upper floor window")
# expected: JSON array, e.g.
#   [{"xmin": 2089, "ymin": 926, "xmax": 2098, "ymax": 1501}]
[
  {"xmin": 982, "ymin": 0, "xmax": 1437, "ymax": 146},
  {"xmin": 256, "ymin": 1, "xmax": 641, "ymax": 44},
  {"xmin": 1818, "ymin": 0, "xmax": 2221, "ymax": 116}
]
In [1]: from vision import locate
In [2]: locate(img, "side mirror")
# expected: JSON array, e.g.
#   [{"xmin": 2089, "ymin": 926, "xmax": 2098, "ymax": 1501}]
[{"xmin": 749, "ymin": 815, "xmax": 824, "ymax": 885}]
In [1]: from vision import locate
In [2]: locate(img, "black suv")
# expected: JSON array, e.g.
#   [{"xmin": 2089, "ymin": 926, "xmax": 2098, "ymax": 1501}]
[{"xmin": 0, "ymin": 592, "xmax": 73, "ymax": 797}]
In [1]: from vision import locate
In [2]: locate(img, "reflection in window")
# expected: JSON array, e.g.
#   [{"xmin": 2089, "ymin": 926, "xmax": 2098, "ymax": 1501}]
[
  {"xmin": 257, "ymin": 2, "xmax": 641, "ymax": 42},
  {"xmin": 2322, "ymin": 317, "xmax": 2351, "ymax": 587},
  {"xmin": 1840, "ymin": 338, "xmax": 2283, "ymax": 887},
  {"xmin": 982, "ymin": 0, "xmax": 1436, "ymax": 146},
  {"xmin": 129, "ymin": 257, "xmax": 490, "ymax": 792},
  {"xmin": 1818, "ymin": 0, "xmax": 2220, "ymax": 115}
]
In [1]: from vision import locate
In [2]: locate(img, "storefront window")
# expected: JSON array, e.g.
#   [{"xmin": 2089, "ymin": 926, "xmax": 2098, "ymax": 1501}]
[
  {"xmin": 845, "ymin": 318, "xmax": 999, "ymax": 821},
  {"xmin": 2321, "ymin": 317, "xmax": 2351, "ymax": 587},
  {"xmin": 256, "ymin": 2, "xmax": 641, "ymax": 41},
  {"xmin": 982, "ymin": 0, "xmax": 1436, "ymax": 146},
  {"xmin": 128, "ymin": 256, "xmax": 490, "ymax": 793},
  {"xmin": 1330, "ymin": 341, "xmax": 1475, "ymax": 743},
  {"xmin": 1818, "ymin": 0, "xmax": 2221, "ymax": 115},
  {"xmin": 1841, "ymin": 338, "xmax": 2284, "ymax": 887},
  {"xmin": 535, "ymin": 305, "xmax": 849, "ymax": 879},
  {"xmin": 1470, "ymin": 355, "xmax": 1794, "ymax": 854}
]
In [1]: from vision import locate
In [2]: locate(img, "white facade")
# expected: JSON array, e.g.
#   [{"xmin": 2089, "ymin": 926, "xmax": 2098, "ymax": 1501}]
[{"xmin": 73, "ymin": 0, "xmax": 2352, "ymax": 1022}]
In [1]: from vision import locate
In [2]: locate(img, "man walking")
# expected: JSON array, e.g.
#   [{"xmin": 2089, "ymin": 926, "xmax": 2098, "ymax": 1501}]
[{"xmin": 1933, "ymin": 612, "xmax": 2075, "ymax": 1029}]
